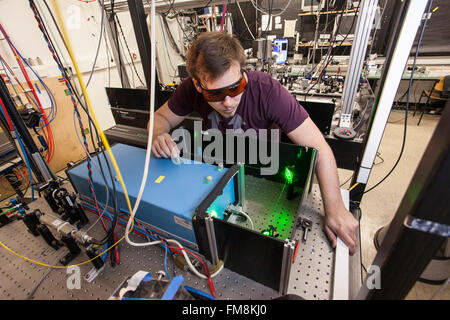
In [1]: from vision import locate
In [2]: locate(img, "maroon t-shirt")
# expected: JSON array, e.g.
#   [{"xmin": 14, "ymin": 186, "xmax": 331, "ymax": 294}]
[{"xmin": 168, "ymin": 70, "xmax": 309, "ymax": 134}]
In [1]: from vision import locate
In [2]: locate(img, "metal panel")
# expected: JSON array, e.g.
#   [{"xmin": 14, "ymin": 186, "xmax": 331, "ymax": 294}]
[{"xmin": 332, "ymin": 190, "xmax": 350, "ymax": 300}]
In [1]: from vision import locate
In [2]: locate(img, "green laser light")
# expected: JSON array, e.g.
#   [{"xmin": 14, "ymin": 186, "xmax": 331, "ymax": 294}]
[
  {"xmin": 285, "ymin": 167, "xmax": 294, "ymax": 184},
  {"xmin": 208, "ymin": 209, "xmax": 218, "ymax": 218}
]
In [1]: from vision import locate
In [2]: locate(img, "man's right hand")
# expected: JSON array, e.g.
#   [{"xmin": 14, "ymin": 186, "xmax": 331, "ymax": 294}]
[{"xmin": 151, "ymin": 133, "xmax": 180, "ymax": 158}]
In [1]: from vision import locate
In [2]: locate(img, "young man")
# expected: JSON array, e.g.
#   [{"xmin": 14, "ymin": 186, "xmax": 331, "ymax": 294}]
[{"xmin": 151, "ymin": 32, "xmax": 359, "ymax": 255}]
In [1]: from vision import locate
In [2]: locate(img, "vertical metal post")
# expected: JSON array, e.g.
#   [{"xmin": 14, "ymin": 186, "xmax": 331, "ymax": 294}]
[
  {"xmin": 205, "ymin": 216, "xmax": 219, "ymax": 266},
  {"xmin": 279, "ymin": 239, "xmax": 295, "ymax": 295},
  {"xmin": 339, "ymin": 0, "xmax": 379, "ymax": 128},
  {"xmin": 351, "ymin": 0, "xmax": 428, "ymax": 201},
  {"xmin": 237, "ymin": 163, "xmax": 246, "ymax": 207}
]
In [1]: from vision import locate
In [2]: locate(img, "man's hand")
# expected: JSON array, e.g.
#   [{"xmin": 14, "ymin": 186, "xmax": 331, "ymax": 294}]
[
  {"xmin": 149, "ymin": 102, "xmax": 186, "ymax": 158},
  {"xmin": 286, "ymin": 119, "xmax": 360, "ymax": 255},
  {"xmin": 323, "ymin": 205, "xmax": 359, "ymax": 255},
  {"xmin": 151, "ymin": 133, "xmax": 180, "ymax": 158}
]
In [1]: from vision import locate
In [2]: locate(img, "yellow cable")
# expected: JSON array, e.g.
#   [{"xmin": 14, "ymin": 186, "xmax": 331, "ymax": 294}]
[
  {"xmin": 0, "ymin": 1, "xmax": 139, "ymax": 269},
  {"xmin": 0, "ymin": 235, "xmax": 122, "ymax": 269},
  {"xmin": 348, "ymin": 182, "xmax": 360, "ymax": 191}
]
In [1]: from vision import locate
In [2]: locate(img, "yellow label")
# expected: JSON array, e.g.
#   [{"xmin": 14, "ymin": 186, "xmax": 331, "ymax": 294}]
[{"xmin": 154, "ymin": 176, "xmax": 165, "ymax": 183}]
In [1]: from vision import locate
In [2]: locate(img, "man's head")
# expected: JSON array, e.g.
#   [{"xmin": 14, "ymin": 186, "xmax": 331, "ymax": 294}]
[{"xmin": 186, "ymin": 32, "xmax": 247, "ymax": 118}]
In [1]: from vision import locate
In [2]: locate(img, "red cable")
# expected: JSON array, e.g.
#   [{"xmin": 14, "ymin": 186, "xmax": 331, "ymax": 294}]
[
  {"xmin": 293, "ymin": 240, "xmax": 300, "ymax": 263},
  {"xmin": 0, "ymin": 23, "xmax": 55, "ymax": 163},
  {"xmin": 220, "ymin": 3, "xmax": 228, "ymax": 33},
  {"xmin": 168, "ymin": 245, "xmax": 216, "ymax": 298},
  {"xmin": 83, "ymin": 205, "xmax": 215, "ymax": 297}
]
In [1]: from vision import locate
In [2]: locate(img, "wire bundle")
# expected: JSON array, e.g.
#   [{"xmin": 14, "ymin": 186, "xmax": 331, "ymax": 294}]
[
  {"xmin": 0, "ymin": 24, "xmax": 56, "ymax": 163},
  {"xmin": 219, "ymin": 0, "xmax": 229, "ymax": 33},
  {"xmin": 27, "ymin": 0, "xmax": 114, "ymax": 242},
  {"xmin": 0, "ymin": 0, "xmax": 222, "ymax": 298},
  {"xmin": 304, "ymin": 1, "xmax": 360, "ymax": 99}
]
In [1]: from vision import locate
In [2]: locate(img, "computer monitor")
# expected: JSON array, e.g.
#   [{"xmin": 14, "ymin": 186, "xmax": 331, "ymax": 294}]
[
  {"xmin": 301, "ymin": 0, "xmax": 325, "ymax": 12},
  {"xmin": 105, "ymin": 87, "xmax": 149, "ymax": 111},
  {"xmin": 334, "ymin": 13, "xmax": 357, "ymax": 41},
  {"xmin": 273, "ymin": 39, "xmax": 288, "ymax": 64}
]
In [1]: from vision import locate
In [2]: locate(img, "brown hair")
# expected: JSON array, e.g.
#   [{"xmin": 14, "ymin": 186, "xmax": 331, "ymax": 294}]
[{"xmin": 186, "ymin": 32, "xmax": 246, "ymax": 82}]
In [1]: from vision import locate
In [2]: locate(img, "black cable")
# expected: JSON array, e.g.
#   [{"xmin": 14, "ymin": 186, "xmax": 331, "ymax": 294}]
[
  {"xmin": 305, "ymin": 0, "xmax": 347, "ymax": 93},
  {"xmin": 357, "ymin": 0, "xmax": 433, "ymax": 196},
  {"xmin": 262, "ymin": 0, "xmax": 273, "ymax": 35},
  {"xmin": 38, "ymin": 0, "xmax": 119, "ymax": 246},
  {"xmin": 41, "ymin": 0, "xmax": 109, "ymax": 183},
  {"xmin": 110, "ymin": 1, "xmax": 125, "ymax": 87},
  {"xmin": 374, "ymin": 152, "xmax": 384, "ymax": 165},
  {"xmin": 31, "ymin": 0, "xmax": 99, "ymax": 187},
  {"xmin": 164, "ymin": 0, "xmax": 196, "ymax": 45},
  {"xmin": 161, "ymin": 14, "xmax": 186, "ymax": 60},
  {"xmin": 340, "ymin": 173, "xmax": 353, "ymax": 187},
  {"xmin": 305, "ymin": 1, "xmax": 358, "ymax": 100}
]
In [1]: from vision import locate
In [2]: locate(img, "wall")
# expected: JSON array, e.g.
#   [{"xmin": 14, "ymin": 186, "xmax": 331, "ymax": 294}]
[{"xmin": 0, "ymin": 0, "xmax": 149, "ymax": 131}]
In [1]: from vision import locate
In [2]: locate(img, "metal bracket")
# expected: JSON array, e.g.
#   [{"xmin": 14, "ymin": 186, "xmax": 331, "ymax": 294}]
[
  {"xmin": 279, "ymin": 239, "xmax": 295, "ymax": 295},
  {"xmin": 404, "ymin": 215, "xmax": 450, "ymax": 238},
  {"xmin": 85, "ymin": 265, "xmax": 105, "ymax": 283},
  {"xmin": 205, "ymin": 216, "xmax": 219, "ymax": 266},
  {"xmin": 237, "ymin": 163, "xmax": 246, "ymax": 207}
]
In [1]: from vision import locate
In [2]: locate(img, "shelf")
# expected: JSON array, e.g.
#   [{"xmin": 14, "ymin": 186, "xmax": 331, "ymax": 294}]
[
  {"xmin": 298, "ymin": 8, "xmax": 359, "ymax": 16},
  {"xmin": 297, "ymin": 42, "xmax": 353, "ymax": 47}
]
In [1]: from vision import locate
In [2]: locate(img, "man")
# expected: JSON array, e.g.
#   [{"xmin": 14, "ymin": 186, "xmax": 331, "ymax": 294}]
[{"xmin": 151, "ymin": 32, "xmax": 359, "ymax": 255}]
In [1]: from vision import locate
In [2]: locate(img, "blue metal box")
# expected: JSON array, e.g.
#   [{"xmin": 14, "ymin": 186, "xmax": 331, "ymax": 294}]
[{"xmin": 66, "ymin": 144, "xmax": 235, "ymax": 250}]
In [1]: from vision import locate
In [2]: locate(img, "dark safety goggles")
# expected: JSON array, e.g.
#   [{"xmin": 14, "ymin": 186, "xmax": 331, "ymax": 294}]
[{"xmin": 199, "ymin": 74, "xmax": 247, "ymax": 102}]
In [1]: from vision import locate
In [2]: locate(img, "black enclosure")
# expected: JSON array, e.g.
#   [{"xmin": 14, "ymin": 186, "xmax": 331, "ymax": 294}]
[{"xmin": 189, "ymin": 132, "xmax": 318, "ymax": 291}]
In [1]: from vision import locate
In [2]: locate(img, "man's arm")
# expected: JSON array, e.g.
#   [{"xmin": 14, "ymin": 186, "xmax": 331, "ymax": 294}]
[
  {"xmin": 149, "ymin": 101, "xmax": 186, "ymax": 158},
  {"xmin": 287, "ymin": 117, "xmax": 359, "ymax": 255}
]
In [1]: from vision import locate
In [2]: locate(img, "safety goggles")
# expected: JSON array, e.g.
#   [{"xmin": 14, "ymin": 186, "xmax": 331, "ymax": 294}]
[{"xmin": 199, "ymin": 74, "xmax": 247, "ymax": 102}]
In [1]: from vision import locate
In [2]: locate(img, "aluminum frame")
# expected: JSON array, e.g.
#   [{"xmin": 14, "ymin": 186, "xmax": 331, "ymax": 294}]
[{"xmin": 339, "ymin": 0, "xmax": 379, "ymax": 128}]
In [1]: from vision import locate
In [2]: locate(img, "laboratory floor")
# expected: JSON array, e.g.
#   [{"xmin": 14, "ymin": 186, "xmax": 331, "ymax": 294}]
[{"xmin": 337, "ymin": 109, "xmax": 449, "ymax": 300}]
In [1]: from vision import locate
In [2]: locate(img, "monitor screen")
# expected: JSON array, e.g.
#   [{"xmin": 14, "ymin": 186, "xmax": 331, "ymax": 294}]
[
  {"xmin": 335, "ymin": 13, "xmax": 357, "ymax": 37},
  {"xmin": 105, "ymin": 87, "xmax": 149, "ymax": 111}
]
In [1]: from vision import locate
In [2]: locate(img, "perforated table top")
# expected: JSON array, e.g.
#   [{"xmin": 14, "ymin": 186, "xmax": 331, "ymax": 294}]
[{"xmin": 0, "ymin": 179, "xmax": 343, "ymax": 300}]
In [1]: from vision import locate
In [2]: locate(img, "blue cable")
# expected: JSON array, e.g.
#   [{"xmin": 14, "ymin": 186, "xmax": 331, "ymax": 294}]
[
  {"xmin": 0, "ymin": 58, "xmax": 21, "ymax": 99},
  {"xmin": 10, "ymin": 46, "xmax": 58, "ymax": 126},
  {"xmin": 83, "ymin": 202, "xmax": 173, "ymax": 277},
  {"xmin": 164, "ymin": 245, "xmax": 171, "ymax": 280},
  {"xmin": 15, "ymin": 134, "xmax": 34, "ymax": 201}
]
